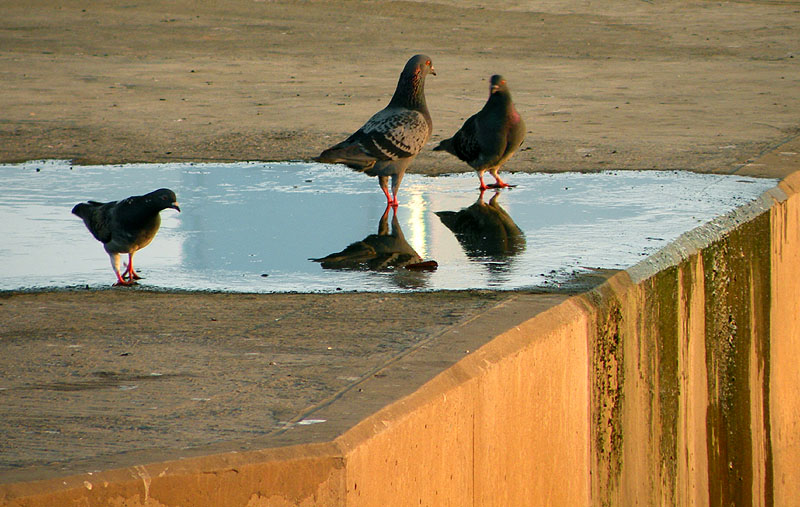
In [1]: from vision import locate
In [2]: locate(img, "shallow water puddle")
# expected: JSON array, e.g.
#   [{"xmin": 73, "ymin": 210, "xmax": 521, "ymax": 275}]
[{"xmin": 0, "ymin": 160, "xmax": 776, "ymax": 292}]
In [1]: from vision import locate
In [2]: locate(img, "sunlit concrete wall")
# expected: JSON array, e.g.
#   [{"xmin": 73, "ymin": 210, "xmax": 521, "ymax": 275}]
[
  {"xmin": 768, "ymin": 173, "xmax": 800, "ymax": 506},
  {"xmin": 581, "ymin": 171, "xmax": 800, "ymax": 505},
  {"xmin": 3, "ymin": 172, "xmax": 799, "ymax": 506},
  {"xmin": 336, "ymin": 298, "xmax": 592, "ymax": 506}
]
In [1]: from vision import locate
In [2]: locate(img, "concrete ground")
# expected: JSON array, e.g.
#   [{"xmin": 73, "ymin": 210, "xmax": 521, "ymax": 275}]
[{"xmin": 1, "ymin": 0, "xmax": 799, "ymax": 485}]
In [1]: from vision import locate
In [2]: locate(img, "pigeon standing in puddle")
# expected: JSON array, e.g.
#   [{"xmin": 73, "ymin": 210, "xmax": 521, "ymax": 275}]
[
  {"xmin": 316, "ymin": 54, "xmax": 436, "ymax": 207},
  {"xmin": 72, "ymin": 188, "xmax": 180, "ymax": 286},
  {"xmin": 434, "ymin": 75, "xmax": 525, "ymax": 190}
]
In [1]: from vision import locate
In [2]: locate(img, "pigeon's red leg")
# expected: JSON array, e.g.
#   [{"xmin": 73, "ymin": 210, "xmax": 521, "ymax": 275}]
[
  {"xmin": 114, "ymin": 272, "xmax": 134, "ymax": 287},
  {"xmin": 379, "ymin": 176, "xmax": 398, "ymax": 207},
  {"xmin": 110, "ymin": 253, "xmax": 136, "ymax": 286},
  {"xmin": 127, "ymin": 253, "xmax": 142, "ymax": 280},
  {"xmin": 390, "ymin": 173, "xmax": 403, "ymax": 207},
  {"xmin": 478, "ymin": 171, "xmax": 489, "ymax": 190},
  {"xmin": 381, "ymin": 187, "xmax": 399, "ymax": 207},
  {"xmin": 486, "ymin": 167, "xmax": 512, "ymax": 189},
  {"xmin": 380, "ymin": 185, "xmax": 398, "ymax": 206}
]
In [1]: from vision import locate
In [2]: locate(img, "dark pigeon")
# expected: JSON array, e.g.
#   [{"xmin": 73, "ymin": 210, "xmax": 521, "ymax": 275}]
[
  {"xmin": 311, "ymin": 206, "xmax": 424, "ymax": 271},
  {"xmin": 433, "ymin": 75, "xmax": 525, "ymax": 190},
  {"xmin": 72, "ymin": 188, "xmax": 180, "ymax": 286},
  {"xmin": 316, "ymin": 54, "xmax": 436, "ymax": 207},
  {"xmin": 436, "ymin": 190, "xmax": 526, "ymax": 258}
]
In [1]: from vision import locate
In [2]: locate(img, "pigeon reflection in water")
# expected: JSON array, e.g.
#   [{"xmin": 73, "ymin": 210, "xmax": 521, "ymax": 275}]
[
  {"xmin": 311, "ymin": 206, "xmax": 437, "ymax": 272},
  {"xmin": 436, "ymin": 190, "xmax": 526, "ymax": 272}
]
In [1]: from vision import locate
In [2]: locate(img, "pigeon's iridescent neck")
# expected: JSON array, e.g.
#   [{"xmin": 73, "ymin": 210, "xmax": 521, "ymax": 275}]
[
  {"xmin": 486, "ymin": 89, "xmax": 513, "ymax": 112},
  {"xmin": 389, "ymin": 70, "xmax": 429, "ymax": 115}
]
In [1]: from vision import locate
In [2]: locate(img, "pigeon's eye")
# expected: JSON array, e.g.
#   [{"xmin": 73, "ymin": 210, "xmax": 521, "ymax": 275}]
[{"xmin": 426, "ymin": 60, "xmax": 431, "ymax": 66}]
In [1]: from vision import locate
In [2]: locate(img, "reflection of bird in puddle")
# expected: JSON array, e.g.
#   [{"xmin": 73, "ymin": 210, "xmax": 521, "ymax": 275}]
[
  {"xmin": 311, "ymin": 205, "xmax": 437, "ymax": 272},
  {"xmin": 435, "ymin": 190, "xmax": 526, "ymax": 265}
]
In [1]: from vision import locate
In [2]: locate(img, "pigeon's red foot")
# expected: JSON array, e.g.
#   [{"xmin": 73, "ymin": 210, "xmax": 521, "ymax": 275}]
[
  {"xmin": 486, "ymin": 182, "xmax": 516, "ymax": 189},
  {"xmin": 122, "ymin": 265, "xmax": 142, "ymax": 280},
  {"xmin": 381, "ymin": 189, "xmax": 399, "ymax": 208}
]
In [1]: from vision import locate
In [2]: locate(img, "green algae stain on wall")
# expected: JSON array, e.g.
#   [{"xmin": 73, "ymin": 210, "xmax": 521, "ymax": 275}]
[
  {"xmin": 702, "ymin": 211, "xmax": 772, "ymax": 506},
  {"xmin": 648, "ymin": 266, "xmax": 680, "ymax": 502},
  {"xmin": 587, "ymin": 286, "xmax": 625, "ymax": 505}
]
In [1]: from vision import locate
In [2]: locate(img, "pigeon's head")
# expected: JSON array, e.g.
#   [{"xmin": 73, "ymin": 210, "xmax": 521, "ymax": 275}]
[
  {"xmin": 146, "ymin": 188, "xmax": 181, "ymax": 212},
  {"xmin": 405, "ymin": 54, "xmax": 436, "ymax": 78},
  {"xmin": 392, "ymin": 55, "xmax": 436, "ymax": 109},
  {"xmin": 489, "ymin": 75, "xmax": 510, "ymax": 95}
]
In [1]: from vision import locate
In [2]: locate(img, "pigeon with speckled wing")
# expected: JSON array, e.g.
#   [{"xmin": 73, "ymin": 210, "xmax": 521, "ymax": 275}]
[
  {"xmin": 316, "ymin": 54, "xmax": 436, "ymax": 206},
  {"xmin": 72, "ymin": 188, "xmax": 180, "ymax": 286},
  {"xmin": 434, "ymin": 75, "xmax": 525, "ymax": 190}
]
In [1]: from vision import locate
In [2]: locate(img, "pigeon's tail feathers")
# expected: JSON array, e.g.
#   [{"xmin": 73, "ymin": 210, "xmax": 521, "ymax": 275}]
[
  {"xmin": 432, "ymin": 138, "xmax": 454, "ymax": 154},
  {"xmin": 72, "ymin": 201, "xmax": 112, "ymax": 243},
  {"xmin": 316, "ymin": 143, "xmax": 377, "ymax": 172}
]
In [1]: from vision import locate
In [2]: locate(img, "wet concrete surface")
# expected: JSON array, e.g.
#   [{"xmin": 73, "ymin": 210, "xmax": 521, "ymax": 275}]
[{"xmin": 0, "ymin": 160, "xmax": 777, "ymax": 292}]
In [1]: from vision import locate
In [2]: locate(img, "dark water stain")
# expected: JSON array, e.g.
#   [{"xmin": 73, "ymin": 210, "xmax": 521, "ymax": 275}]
[{"xmin": 24, "ymin": 371, "xmax": 188, "ymax": 392}]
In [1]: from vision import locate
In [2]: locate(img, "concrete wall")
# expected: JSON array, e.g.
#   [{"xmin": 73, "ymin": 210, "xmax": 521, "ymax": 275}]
[
  {"xmin": 769, "ymin": 174, "xmax": 800, "ymax": 505},
  {"xmin": 3, "ymin": 172, "xmax": 799, "ymax": 506}
]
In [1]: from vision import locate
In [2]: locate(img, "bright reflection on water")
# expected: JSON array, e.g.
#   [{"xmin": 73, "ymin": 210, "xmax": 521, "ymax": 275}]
[{"xmin": 0, "ymin": 160, "xmax": 777, "ymax": 292}]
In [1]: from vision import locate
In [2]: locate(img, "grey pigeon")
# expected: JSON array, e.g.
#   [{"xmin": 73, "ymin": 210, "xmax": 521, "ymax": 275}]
[
  {"xmin": 316, "ymin": 54, "xmax": 436, "ymax": 206},
  {"xmin": 72, "ymin": 188, "xmax": 180, "ymax": 286},
  {"xmin": 433, "ymin": 75, "xmax": 525, "ymax": 189}
]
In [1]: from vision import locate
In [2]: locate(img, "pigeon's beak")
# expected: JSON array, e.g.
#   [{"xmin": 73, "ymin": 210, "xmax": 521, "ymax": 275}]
[
  {"xmin": 170, "ymin": 202, "xmax": 181, "ymax": 212},
  {"xmin": 490, "ymin": 84, "xmax": 500, "ymax": 94},
  {"xmin": 430, "ymin": 65, "xmax": 437, "ymax": 76}
]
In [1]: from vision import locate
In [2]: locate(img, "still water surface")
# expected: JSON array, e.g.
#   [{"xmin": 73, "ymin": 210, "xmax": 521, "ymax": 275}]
[{"xmin": 0, "ymin": 160, "xmax": 777, "ymax": 292}]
